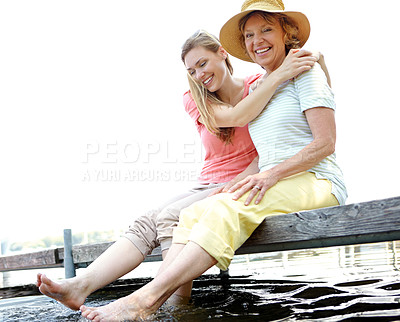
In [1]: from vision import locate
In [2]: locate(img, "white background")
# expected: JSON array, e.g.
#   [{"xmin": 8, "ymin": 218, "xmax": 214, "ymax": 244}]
[{"xmin": 1, "ymin": 0, "xmax": 399, "ymax": 243}]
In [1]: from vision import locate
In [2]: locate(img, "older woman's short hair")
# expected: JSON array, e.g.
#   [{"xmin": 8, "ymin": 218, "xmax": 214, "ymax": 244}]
[{"xmin": 239, "ymin": 11, "xmax": 301, "ymax": 56}]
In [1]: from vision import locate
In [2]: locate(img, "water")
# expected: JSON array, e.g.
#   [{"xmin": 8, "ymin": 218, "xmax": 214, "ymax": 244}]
[{"xmin": 1, "ymin": 241, "xmax": 400, "ymax": 321}]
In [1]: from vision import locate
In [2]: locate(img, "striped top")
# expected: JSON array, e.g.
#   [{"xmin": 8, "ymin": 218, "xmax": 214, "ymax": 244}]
[{"xmin": 249, "ymin": 64, "xmax": 347, "ymax": 205}]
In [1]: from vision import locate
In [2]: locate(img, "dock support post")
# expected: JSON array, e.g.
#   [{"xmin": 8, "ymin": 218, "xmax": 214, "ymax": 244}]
[
  {"xmin": 219, "ymin": 269, "xmax": 229, "ymax": 279},
  {"xmin": 63, "ymin": 229, "xmax": 76, "ymax": 278}
]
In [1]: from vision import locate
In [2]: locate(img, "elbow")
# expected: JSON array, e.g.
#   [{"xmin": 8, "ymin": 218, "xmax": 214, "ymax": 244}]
[
  {"xmin": 217, "ymin": 111, "xmax": 253, "ymax": 127},
  {"xmin": 235, "ymin": 119, "xmax": 249, "ymax": 128},
  {"xmin": 222, "ymin": 116, "xmax": 249, "ymax": 128},
  {"xmin": 233, "ymin": 114, "xmax": 252, "ymax": 127},
  {"xmin": 314, "ymin": 137, "xmax": 335, "ymax": 159},
  {"xmin": 324, "ymin": 138, "xmax": 336, "ymax": 156}
]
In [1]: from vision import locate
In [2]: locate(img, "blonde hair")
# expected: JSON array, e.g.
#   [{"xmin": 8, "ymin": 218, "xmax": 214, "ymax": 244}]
[
  {"xmin": 239, "ymin": 11, "xmax": 301, "ymax": 56},
  {"xmin": 181, "ymin": 30, "xmax": 235, "ymax": 144}
]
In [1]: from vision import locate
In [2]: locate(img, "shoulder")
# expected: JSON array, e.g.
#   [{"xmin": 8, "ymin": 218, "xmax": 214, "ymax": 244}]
[
  {"xmin": 244, "ymin": 73, "xmax": 263, "ymax": 93},
  {"xmin": 183, "ymin": 90, "xmax": 201, "ymax": 120},
  {"xmin": 245, "ymin": 73, "xmax": 263, "ymax": 86},
  {"xmin": 183, "ymin": 91, "xmax": 195, "ymax": 111},
  {"xmin": 294, "ymin": 65, "xmax": 335, "ymax": 111},
  {"xmin": 295, "ymin": 64, "xmax": 327, "ymax": 85},
  {"xmin": 183, "ymin": 90, "xmax": 193, "ymax": 105}
]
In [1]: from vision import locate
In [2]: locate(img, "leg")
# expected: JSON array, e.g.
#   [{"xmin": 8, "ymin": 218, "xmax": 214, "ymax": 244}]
[
  {"xmin": 80, "ymin": 241, "xmax": 216, "ymax": 321},
  {"xmin": 37, "ymin": 237, "xmax": 144, "ymax": 310},
  {"xmin": 161, "ymin": 249, "xmax": 192, "ymax": 305},
  {"xmin": 36, "ymin": 188, "xmax": 211, "ymax": 311},
  {"xmin": 156, "ymin": 183, "xmax": 222, "ymax": 302},
  {"xmin": 80, "ymin": 172, "xmax": 338, "ymax": 320},
  {"xmin": 79, "ymin": 193, "xmax": 229, "ymax": 320}
]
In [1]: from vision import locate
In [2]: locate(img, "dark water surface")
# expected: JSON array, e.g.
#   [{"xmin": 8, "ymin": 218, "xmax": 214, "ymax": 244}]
[{"xmin": 1, "ymin": 241, "xmax": 400, "ymax": 321}]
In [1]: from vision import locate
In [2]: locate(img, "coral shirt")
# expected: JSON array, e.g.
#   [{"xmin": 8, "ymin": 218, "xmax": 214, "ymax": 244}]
[{"xmin": 184, "ymin": 74, "xmax": 261, "ymax": 183}]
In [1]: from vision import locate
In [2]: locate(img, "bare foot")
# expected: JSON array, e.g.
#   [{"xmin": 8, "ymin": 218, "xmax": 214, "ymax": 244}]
[
  {"xmin": 36, "ymin": 273, "xmax": 88, "ymax": 310},
  {"xmin": 80, "ymin": 287, "xmax": 163, "ymax": 321}
]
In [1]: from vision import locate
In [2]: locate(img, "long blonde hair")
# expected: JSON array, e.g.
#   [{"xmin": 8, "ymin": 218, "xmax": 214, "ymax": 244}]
[{"xmin": 181, "ymin": 30, "xmax": 235, "ymax": 144}]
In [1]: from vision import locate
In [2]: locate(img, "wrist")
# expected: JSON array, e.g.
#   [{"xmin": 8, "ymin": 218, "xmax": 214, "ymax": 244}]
[
  {"xmin": 267, "ymin": 166, "xmax": 283, "ymax": 182},
  {"xmin": 266, "ymin": 71, "xmax": 284, "ymax": 88}
]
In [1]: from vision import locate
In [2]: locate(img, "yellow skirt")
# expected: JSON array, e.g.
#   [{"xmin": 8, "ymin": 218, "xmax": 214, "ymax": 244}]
[{"xmin": 172, "ymin": 172, "xmax": 339, "ymax": 270}]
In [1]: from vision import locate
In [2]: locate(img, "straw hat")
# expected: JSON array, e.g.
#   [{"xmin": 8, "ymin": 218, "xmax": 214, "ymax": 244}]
[{"xmin": 219, "ymin": 0, "xmax": 310, "ymax": 62}]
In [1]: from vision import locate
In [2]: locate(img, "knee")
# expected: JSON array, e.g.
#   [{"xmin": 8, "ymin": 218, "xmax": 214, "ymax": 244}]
[
  {"xmin": 128, "ymin": 210, "xmax": 158, "ymax": 232},
  {"xmin": 156, "ymin": 206, "xmax": 180, "ymax": 230}
]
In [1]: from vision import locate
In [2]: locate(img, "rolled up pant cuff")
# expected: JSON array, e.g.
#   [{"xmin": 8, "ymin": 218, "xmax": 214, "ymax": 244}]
[
  {"xmin": 172, "ymin": 224, "xmax": 234, "ymax": 270},
  {"xmin": 189, "ymin": 222, "xmax": 234, "ymax": 271},
  {"xmin": 172, "ymin": 226, "xmax": 191, "ymax": 245},
  {"xmin": 122, "ymin": 235, "xmax": 148, "ymax": 258}
]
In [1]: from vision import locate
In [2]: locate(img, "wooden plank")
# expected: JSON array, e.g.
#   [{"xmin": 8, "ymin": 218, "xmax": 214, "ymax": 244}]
[
  {"xmin": 57, "ymin": 241, "xmax": 114, "ymax": 264},
  {"xmin": 238, "ymin": 196, "xmax": 400, "ymax": 254},
  {"xmin": 60, "ymin": 196, "xmax": 400, "ymax": 263},
  {"xmin": 57, "ymin": 242, "xmax": 163, "ymax": 265},
  {"xmin": 1, "ymin": 196, "xmax": 399, "ymax": 272},
  {"xmin": 143, "ymin": 247, "xmax": 162, "ymax": 262},
  {"xmin": 0, "ymin": 249, "xmax": 60, "ymax": 272}
]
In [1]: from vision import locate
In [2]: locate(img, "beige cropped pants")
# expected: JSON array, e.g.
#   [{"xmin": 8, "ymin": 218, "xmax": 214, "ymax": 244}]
[{"xmin": 123, "ymin": 182, "xmax": 224, "ymax": 257}]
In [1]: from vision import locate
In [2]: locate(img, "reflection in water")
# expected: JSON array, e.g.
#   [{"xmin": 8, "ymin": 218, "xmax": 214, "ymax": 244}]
[{"xmin": 1, "ymin": 241, "xmax": 400, "ymax": 321}]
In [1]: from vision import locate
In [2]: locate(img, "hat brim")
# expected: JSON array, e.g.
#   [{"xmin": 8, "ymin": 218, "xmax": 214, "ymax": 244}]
[{"xmin": 220, "ymin": 9, "xmax": 310, "ymax": 63}]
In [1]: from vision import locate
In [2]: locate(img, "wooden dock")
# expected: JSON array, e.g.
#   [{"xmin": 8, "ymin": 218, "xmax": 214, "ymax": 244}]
[{"xmin": 1, "ymin": 196, "xmax": 400, "ymax": 275}]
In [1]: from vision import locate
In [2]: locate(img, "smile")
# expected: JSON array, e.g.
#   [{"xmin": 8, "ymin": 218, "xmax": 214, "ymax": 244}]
[
  {"xmin": 203, "ymin": 76, "xmax": 213, "ymax": 85},
  {"xmin": 255, "ymin": 47, "xmax": 271, "ymax": 54}
]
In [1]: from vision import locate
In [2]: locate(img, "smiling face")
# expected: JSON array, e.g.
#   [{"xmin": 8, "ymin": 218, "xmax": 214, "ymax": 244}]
[
  {"xmin": 184, "ymin": 46, "xmax": 228, "ymax": 93},
  {"xmin": 243, "ymin": 13, "xmax": 286, "ymax": 73}
]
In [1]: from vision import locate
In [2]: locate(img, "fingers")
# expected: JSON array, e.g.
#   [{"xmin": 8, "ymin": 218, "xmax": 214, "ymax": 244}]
[
  {"xmin": 228, "ymin": 175, "xmax": 273, "ymax": 205},
  {"xmin": 228, "ymin": 179, "xmax": 247, "ymax": 194},
  {"xmin": 244, "ymin": 186, "xmax": 261, "ymax": 205},
  {"xmin": 290, "ymin": 49, "xmax": 318, "ymax": 66},
  {"xmin": 208, "ymin": 186, "xmax": 223, "ymax": 196},
  {"xmin": 294, "ymin": 57, "xmax": 317, "ymax": 74},
  {"xmin": 222, "ymin": 181, "xmax": 237, "ymax": 193},
  {"xmin": 254, "ymin": 187, "xmax": 267, "ymax": 205},
  {"xmin": 291, "ymin": 48, "xmax": 313, "ymax": 57},
  {"xmin": 232, "ymin": 180, "xmax": 257, "ymax": 203}
]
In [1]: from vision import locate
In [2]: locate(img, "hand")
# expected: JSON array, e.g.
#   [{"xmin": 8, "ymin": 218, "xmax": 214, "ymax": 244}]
[
  {"xmin": 310, "ymin": 50, "xmax": 324, "ymax": 62},
  {"xmin": 228, "ymin": 171, "xmax": 279, "ymax": 206},
  {"xmin": 208, "ymin": 180, "xmax": 238, "ymax": 197},
  {"xmin": 273, "ymin": 48, "xmax": 317, "ymax": 83},
  {"xmin": 208, "ymin": 185, "xmax": 225, "ymax": 196}
]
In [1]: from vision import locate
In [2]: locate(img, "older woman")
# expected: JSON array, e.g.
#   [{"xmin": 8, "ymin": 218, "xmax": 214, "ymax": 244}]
[{"xmin": 80, "ymin": 1, "xmax": 346, "ymax": 320}]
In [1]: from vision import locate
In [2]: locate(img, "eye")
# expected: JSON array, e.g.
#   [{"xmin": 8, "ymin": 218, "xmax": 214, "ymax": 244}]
[
  {"xmin": 262, "ymin": 28, "xmax": 272, "ymax": 33},
  {"xmin": 245, "ymin": 32, "xmax": 253, "ymax": 39}
]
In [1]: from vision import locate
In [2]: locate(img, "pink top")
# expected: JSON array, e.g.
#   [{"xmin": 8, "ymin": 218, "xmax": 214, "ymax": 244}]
[{"xmin": 184, "ymin": 74, "xmax": 261, "ymax": 183}]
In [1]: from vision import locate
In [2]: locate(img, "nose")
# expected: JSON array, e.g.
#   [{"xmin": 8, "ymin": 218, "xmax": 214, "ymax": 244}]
[
  {"xmin": 196, "ymin": 69, "xmax": 205, "ymax": 80},
  {"xmin": 253, "ymin": 32, "xmax": 263, "ymax": 45}
]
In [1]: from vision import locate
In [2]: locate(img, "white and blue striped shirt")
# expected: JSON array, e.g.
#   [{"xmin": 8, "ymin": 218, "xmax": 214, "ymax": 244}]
[{"xmin": 249, "ymin": 64, "xmax": 347, "ymax": 205}]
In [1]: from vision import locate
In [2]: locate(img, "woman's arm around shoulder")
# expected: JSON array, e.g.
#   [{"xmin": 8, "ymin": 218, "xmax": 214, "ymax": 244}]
[{"xmin": 212, "ymin": 49, "xmax": 318, "ymax": 128}]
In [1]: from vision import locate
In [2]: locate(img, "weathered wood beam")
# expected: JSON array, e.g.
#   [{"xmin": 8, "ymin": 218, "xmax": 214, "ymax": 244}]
[
  {"xmin": 57, "ymin": 242, "xmax": 163, "ymax": 266},
  {"xmin": 0, "ymin": 249, "xmax": 61, "ymax": 272},
  {"xmin": 238, "ymin": 196, "xmax": 400, "ymax": 254},
  {"xmin": 57, "ymin": 241, "xmax": 114, "ymax": 264},
  {"xmin": 1, "ymin": 196, "xmax": 399, "ymax": 272}
]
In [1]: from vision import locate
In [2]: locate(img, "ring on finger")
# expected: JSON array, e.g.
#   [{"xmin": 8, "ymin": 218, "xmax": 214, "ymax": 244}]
[{"xmin": 253, "ymin": 185, "xmax": 261, "ymax": 190}]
